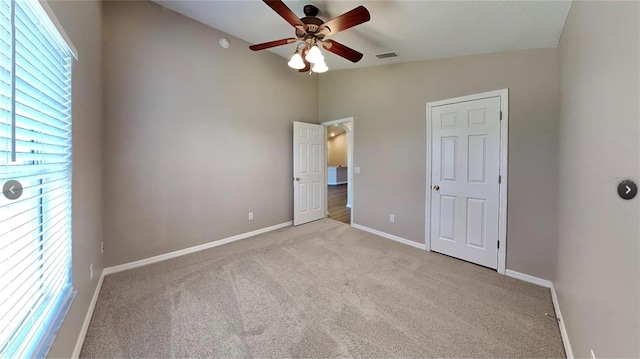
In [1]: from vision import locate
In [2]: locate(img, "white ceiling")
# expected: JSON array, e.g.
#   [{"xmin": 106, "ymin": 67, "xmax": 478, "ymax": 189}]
[{"xmin": 152, "ymin": 0, "xmax": 572, "ymax": 71}]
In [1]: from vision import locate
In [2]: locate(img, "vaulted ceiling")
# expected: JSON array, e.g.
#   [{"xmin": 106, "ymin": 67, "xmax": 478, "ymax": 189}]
[{"xmin": 153, "ymin": 0, "xmax": 572, "ymax": 71}]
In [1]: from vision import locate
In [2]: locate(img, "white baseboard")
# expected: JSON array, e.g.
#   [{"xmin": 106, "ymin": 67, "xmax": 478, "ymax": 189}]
[
  {"xmin": 71, "ymin": 271, "xmax": 104, "ymax": 358},
  {"xmin": 328, "ymin": 181, "xmax": 347, "ymax": 185},
  {"xmin": 550, "ymin": 283, "xmax": 574, "ymax": 359},
  {"xmin": 75, "ymin": 222, "xmax": 292, "ymax": 355},
  {"xmin": 352, "ymin": 223, "xmax": 426, "ymax": 250},
  {"xmin": 505, "ymin": 269, "xmax": 552, "ymax": 288},
  {"xmin": 78, "ymin": 224, "xmax": 573, "ymax": 359},
  {"xmin": 103, "ymin": 221, "xmax": 292, "ymax": 275},
  {"xmin": 505, "ymin": 270, "xmax": 573, "ymax": 358}
]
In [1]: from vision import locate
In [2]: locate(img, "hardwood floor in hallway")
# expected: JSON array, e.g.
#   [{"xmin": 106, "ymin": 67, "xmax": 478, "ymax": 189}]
[{"xmin": 328, "ymin": 184, "xmax": 350, "ymax": 224}]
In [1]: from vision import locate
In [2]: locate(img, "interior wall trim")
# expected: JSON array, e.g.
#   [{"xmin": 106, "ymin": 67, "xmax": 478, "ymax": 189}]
[
  {"xmin": 73, "ymin": 221, "xmax": 293, "ymax": 356},
  {"xmin": 506, "ymin": 269, "xmax": 574, "ymax": 358},
  {"xmin": 352, "ymin": 223, "xmax": 426, "ymax": 250},
  {"xmin": 71, "ymin": 272, "xmax": 104, "ymax": 358},
  {"xmin": 77, "ymin": 227, "xmax": 572, "ymax": 358},
  {"xmin": 505, "ymin": 269, "xmax": 552, "ymax": 287},
  {"xmin": 103, "ymin": 221, "xmax": 293, "ymax": 276}
]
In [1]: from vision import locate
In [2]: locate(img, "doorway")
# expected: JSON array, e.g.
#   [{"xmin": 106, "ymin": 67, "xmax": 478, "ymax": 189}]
[
  {"xmin": 426, "ymin": 90, "xmax": 508, "ymax": 274},
  {"xmin": 322, "ymin": 117, "xmax": 353, "ymax": 225}
]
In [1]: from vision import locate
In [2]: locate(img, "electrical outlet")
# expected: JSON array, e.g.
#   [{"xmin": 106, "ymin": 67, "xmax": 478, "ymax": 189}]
[
  {"xmin": 591, "ymin": 350, "xmax": 596, "ymax": 359},
  {"xmin": 248, "ymin": 212, "xmax": 253, "ymax": 220},
  {"xmin": 101, "ymin": 241, "xmax": 104, "ymax": 254},
  {"xmin": 389, "ymin": 214, "xmax": 395, "ymax": 223},
  {"xmin": 90, "ymin": 263, "xmax": 94, "ymax": 281}
]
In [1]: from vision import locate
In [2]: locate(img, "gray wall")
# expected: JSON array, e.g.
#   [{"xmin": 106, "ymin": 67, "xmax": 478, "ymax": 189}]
[
  {"xmin": 102, "ymin": 1, "xmax": 318, "ymax": 266},
  {"xmin": 319, "ymin": 49, "xmax": 560, "ymax": 280},
  {"xmin": 556, "ymin": 2, "xmax": 639, "ymax": 358},
  {"xmin": 42, "ymin": 1, "xmax": 639, "ymax": 356},
  {"xmin": 46, "ymin": 0, "xmax": 104, "ymax": 357}
]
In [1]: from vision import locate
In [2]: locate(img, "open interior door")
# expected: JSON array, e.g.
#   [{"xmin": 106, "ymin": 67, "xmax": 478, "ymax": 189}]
[{"xmin": 293, "ymin": 121, "xmax": 326, "ymax": 226}]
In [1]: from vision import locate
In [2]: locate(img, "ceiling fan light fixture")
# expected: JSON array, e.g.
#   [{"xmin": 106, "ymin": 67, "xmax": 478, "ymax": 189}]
[
  {"xmin": 312, "ymin": 59, "xmax": 328, "ymax": 73},
  {"xmin": 249, "ymin": 2, "xmax": 370, "ymax": 70},
  {"xmin": 305, "ymin": 45, "xmax": 324, "ymax": 64},
  {"xmin": 288, "ymin": 52, "xmax": 305, "ymax": 69}
]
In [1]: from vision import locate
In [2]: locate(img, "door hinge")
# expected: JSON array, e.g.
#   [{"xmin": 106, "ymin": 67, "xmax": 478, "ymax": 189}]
[
  {"xmin": 497, "ymin": 241, "xmax": 500, "ymax": 249},
  {"xmin": 498, "ymin": 175, "xmax": 502, "ymax": 184},
  {"xmin": 499, "ymin": 111, "xmax": 503, "ymax": 121}
]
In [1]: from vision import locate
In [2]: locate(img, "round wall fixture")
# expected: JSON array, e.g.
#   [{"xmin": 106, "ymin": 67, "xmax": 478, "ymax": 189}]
[{"xmin": 219, "ymin": 38, "xmax": 230, "ymax": 48}]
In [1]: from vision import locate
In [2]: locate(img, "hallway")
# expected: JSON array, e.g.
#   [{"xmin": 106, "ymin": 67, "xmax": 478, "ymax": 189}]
[{"xmin": 327, "ymin": 184, "xmax": 350, "ymax": 224}]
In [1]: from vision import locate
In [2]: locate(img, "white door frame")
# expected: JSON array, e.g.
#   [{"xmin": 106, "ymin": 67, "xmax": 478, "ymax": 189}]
[
  {"xmin": 322, "ymin": 117, "xmax": 354, "ymax": 226},
  {"xmin": 425, "ymin": 89, "xmax": 508, "ymax": 275}
]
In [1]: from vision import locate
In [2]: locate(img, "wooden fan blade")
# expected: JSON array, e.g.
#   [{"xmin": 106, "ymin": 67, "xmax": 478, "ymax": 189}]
[
  {"xmin": 319, "ymin": 6, "xmax": 370, "ymax": 36},
  {"xmin": 250, "ymin": 38, "xmax": 297, "ymax": 51},
  {"xmin": 322, "ymin": 40, "xmax": 364, "ymax": 63},
  {"xmin": 263, "ymin": 0, "xmax": 305, "ymax": 29}
]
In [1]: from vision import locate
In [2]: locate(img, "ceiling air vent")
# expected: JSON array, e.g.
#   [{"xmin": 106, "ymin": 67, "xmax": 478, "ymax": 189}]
[{"xmin": 375, "ymin": 52, "xmax": 398, "ymax": 59}]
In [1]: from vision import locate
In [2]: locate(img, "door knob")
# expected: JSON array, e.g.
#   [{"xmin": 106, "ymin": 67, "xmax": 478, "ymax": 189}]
[
  {"xmin": 295, "ymin": 177, "xmax": 301, "ymax": 181},
  {"xmin": 433, "ymin": 185, "xmax": 440, "ymax": 190}
]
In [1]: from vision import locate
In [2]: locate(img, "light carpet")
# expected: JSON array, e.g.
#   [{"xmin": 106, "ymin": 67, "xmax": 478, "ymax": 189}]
[{"xmin": 80, "ymin": 219, "xmax": 565, "ymax": 358}]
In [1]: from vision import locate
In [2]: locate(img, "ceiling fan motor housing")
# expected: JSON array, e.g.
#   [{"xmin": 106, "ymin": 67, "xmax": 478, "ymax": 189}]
[
  {"xmin": 299, "ymin": 4, "xmax": 324, "ymax": 36},
  {"xmin": 303, "ymin": 4, "xmax": 319, "ymax": 17}
]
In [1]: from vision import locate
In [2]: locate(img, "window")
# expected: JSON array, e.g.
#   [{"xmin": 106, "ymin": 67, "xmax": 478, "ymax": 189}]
[{"xmin": 0, "ymin": 0, "xmax": 75, "ymax": 357}]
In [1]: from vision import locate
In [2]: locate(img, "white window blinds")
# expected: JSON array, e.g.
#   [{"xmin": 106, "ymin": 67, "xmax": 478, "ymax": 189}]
[{"xmin": 0, "ymin": 0, "xmax": 75, "ymax": 357}]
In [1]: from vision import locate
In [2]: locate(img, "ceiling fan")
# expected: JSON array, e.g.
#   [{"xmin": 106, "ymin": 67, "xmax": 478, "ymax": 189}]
[{"xmin": 249, "ymin": 0, "xmax": 371, "ymax": 73}]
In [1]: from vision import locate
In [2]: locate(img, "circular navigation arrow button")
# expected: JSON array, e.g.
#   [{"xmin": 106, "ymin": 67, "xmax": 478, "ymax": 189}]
[
  {"xmin": 618, "ymin": 180, "xmax": 637, "ymax": 200},
  {"xmin": 3, "ymin": 180, "xmax": 23, "ymax": 200}
]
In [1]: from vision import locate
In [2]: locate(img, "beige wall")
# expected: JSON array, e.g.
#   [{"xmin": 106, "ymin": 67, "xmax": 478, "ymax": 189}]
[
  {"xmin": 328, "ymin": 132, "xmax": 347, "ymax": 167},
  {"xmin": 556, "ymin": 2, "xmax": 640, "ymax": 358},
  {"xmin": 319, "ymin": 49, "xmax": 560, "ymax": 280},
  {"xmin": 41, "ymin": 2, "xmax": 639, "ymax": 356},
  {"xmin": 46, "ymin": 0, "xmax": 104, "ymax": 357},
  {"xmin": 102, "ymin": 1, "xmax": 318, "ymax": 266}
]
